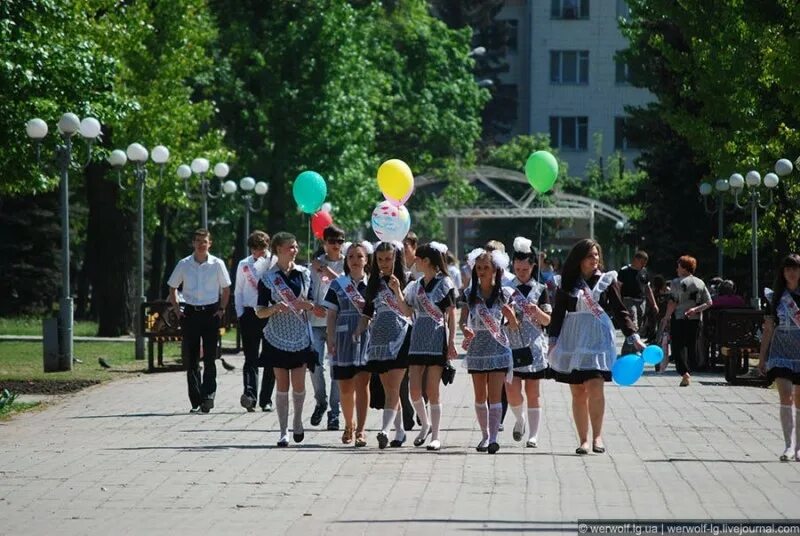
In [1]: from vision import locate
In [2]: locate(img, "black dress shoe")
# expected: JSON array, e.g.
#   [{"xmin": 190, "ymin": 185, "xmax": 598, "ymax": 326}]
[
  {"xmin": 389, "ymin": 434, "xmax": 406, "ymax": 448},
  {"xmin": 476, "ymin": 440, "xmax": 489, "ymax": 452},
  {"xmin": 487, "ymin": 442, "xmax": 500, "ymax": 454},
  {"xmin": 310, "ymin": 403, "xmax": 327, "ymax": 426},
  {"xmin": 592, "ymin": 443, "xmax": 606, "ymax": 454},
  {"xmin": 293, "ymin": 432, "xmax": 304, "ymax": 444},
  {"xmin": 377, "ymin": 432, "xmax": 389, "ymax": 450},
  {"xmin": 200, "ymin": 399, "xmax": 214, "ymax": 413},
  {"xmin": 576, "ymin": 446, "xmax": 589, "ymax": 455}
]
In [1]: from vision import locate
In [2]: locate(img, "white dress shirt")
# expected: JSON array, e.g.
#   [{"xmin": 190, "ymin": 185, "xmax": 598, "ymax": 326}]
[
  {"xmin": 167, "ymin": 253, "xmax": 231, "ymax": 306},
  {"xmin": 234, "ymin": 254, "xmax": 271, "ymax": 317},
  {"xmin": 309, "ymin": 254, "xmax": 345, "ymax": 327}
]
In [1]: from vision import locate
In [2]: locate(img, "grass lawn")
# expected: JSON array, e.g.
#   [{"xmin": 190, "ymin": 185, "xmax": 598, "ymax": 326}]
[
  {"xmin": 0, "ymin": 401, "xmax": 41, "ymax": 420},
  {"xmin": 0, "ymin": 340, "xmax": 182, "ymax": 385},
  {"xmin": 0, "ymin": 317, "xmax": 100, "ymax": 337}
]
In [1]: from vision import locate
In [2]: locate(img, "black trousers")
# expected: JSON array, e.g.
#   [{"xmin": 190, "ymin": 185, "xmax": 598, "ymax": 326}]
[
  {"xmin": 670, "ymin": 318, "xmax": 699, "ymax": 376},
  {"xmin": 181, "ymin": 307, "xmax": 220, "ymax": 407},
  {"xmin": 239, "ymin": 308, "xmax": 275, "ymax": 405}
]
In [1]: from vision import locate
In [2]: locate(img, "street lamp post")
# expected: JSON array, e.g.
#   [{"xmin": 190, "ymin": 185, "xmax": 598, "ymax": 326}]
[
  {"xmin": 221, "ymin": 177, "xmax": 269, "ymax": 254},
  {"xmin": 728, "ymin": 161, "xmax": 786, "ymax": 308},
  {"xmin": 109, "ymin": 144, "xmax": 169, "ymax": 361},
  {"xmin": 26, "ymin": 113, "xmax": 102, "ymax": 371},
  {"xmin": 699, "ymin": 178, "xmax": 733, "ymax": 277},
  {"xmin": 177, "ymin": 159, "xmax": 230, "ymax": 228}
]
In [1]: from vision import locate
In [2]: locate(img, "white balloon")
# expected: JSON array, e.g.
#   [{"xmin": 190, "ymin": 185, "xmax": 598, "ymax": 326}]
[
  {"xmin": 371, "ymin": 201, "xmax": 411, "ymax": 243},
  {"xmin": 320, "ymin": 202, "xmax": 333, "ymax": 213}
]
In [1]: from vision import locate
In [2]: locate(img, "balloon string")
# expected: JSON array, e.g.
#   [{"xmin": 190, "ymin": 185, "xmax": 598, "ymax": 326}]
[
  {"xmin": 307, "ymin": 214, "xmax": 312, "ymax": 263},
  {"xmin": 538, "ymin": 199, "xmax": 544, "ymax": 283}
]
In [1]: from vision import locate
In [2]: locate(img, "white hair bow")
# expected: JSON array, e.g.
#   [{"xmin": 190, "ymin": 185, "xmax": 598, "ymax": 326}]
[
  {"xmin": 345, "ymin": 241, "xmax": 374, "ymax": 255},
  {"xmin": 513, "ymin": 236, "xmax": 532, "ymax": 254},
  {"xmin": 467, "ymin": 248, "xmax": 485, "ymax": 269},
  {"xmin": 491, "ymin": 250, "xmax": 510, "ymax": 270},
  {"xmin": 429, "ymin": 241, "xmax": 448, "ymax": 254}
]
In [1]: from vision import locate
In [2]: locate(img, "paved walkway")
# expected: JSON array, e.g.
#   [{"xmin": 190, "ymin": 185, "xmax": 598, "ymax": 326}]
[{"xmin": 1, "ymin": 349, "xmax": 798, "ymax": 535}]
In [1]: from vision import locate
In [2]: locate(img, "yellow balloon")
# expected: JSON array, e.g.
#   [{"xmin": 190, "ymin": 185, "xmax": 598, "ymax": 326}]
[{"xmin": 377, "ymin": 159, "xmax": 414, "ymax": 203}]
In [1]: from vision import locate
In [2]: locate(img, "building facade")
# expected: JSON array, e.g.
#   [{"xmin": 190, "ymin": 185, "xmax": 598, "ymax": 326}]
[{"xmin": 492, "ymin": 0, "xmax": 652, "ymax": 177}]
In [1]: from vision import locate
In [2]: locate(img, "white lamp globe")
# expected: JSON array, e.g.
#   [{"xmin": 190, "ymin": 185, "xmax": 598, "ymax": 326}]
[
  {"xmin": 26, "ymin": 118, "xmax": 48, "ymax": 139},
  {"xmin": 79, "ymin": 117, "xmax": 101, "ymax": 139},
  {"xmin": 126, "ymin": 143, "xmax": 149, "ymax": 163},
  {"xmin": 177, "ymin": 164, "xmax": 192, "ymax": 179},
  {"xmin": 763, "ymin": 172, "xmax": 779, "ymax": 189},
  {"xmin": 57, "ymin": 113, "xmax": 81, "ymax": 136},
  {"xmin": 213, "ymin": 162, "xmax": 230, "ymax": 178},
  {"xmin": 698, "ymin": 183, "xmax": 711, "ymax": 196},
  {"xmin": 714, "ymin": 179, "xmax": 729, "ymax": 192},
  {"xmin": 729, "ymin": 173, "xmax": 745, "ymax": 189},
  {"xmin": 775, "ymin": 158, "xmax": 793, "ymax": 177},
  {"xmin": 254, "ymin": 181, "xmax": 269, "ymax": 196},
  {"xmin": 615, "ymin": 220, "xmax": 625, "ymax": 230},
  {"xmin": 745, "ymin": 170, "xmax": 761, "ymax": 187},
  {"xmin": 191, "ymin": 158, "xmax": 210, "ymax": 174},
  {"xmin": 108, "ymin": 149, "xmax": 127, "ymax": 168},
  {"xmin": 239, "ymin": 177, "xmax": 256, "ymax": 191},
  {"xmin": 151, "ymin": 145, "xmax": 169, "ymax": 164},
  {"xmin": 222, "ymin": 180, "xmax": 237, "ymax": 195}
]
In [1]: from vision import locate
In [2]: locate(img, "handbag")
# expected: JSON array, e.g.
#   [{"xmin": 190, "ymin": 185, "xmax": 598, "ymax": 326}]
[
  {"xmin": 512, "ymin": 347, "xmax": 534, "ymax": 368},
  {"xmin": 441, "ymin": 361, "xmax": 456, "ymax": 385}
]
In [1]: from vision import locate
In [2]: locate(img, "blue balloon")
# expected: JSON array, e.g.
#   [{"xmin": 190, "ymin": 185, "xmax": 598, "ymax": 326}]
[
  {"xmin": 612, "ymin": 354, "xmax": 644, "ymax": 386},
  {"xmin": 641, "ymin": 345, "xmax": 664, "ymax": 365},
  {"xmin": 293, "ymin": 171, "xmax": 327, "ymax": 214}
]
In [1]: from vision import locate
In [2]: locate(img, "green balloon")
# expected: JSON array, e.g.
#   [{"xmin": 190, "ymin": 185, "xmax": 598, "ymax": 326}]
[
  {"xmin": 524, "ymin": 151, "xmax": 559, "ymax": 193},
  {"xmin": 293, "ymin": 170, "xmax": 327, "ymax": 214}
]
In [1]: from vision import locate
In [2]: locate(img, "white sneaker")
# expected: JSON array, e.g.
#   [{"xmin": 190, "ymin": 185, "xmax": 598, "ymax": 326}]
[
  {"xmin": 525, "ymin": 438, "xmax": 538, "ymax": 448},
  {"xmin": 427, "ymin": 439, "xmax": 441, "ymax": 451},
  {"xmin": 512, "ymin": 419, "xmax": 527, "ymax": 442},
  {"xmin": 780, "ymin": 447, "xmax": 793, "ymax": 462}
]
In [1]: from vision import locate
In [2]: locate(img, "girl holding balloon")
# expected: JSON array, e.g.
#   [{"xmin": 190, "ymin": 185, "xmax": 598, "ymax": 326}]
[
  {"xmin": 758, "ymin": 254, "xmax": 800, "ymax": 462},
  {"xmin": 459, "ymin": 248, "xmax": 517, "ymax": 454},
  {"xmin": 354, "ymin": 241, "xmax": 412, "ymax": 449},
  {"xmin": 504, "ymin": 237, "xmax": 552, "ymax": 448},
  {"xmin": 548, "ymin": 239, "xmax": 643, "ymax": 455},
  {"xmin": 324, "ymin": 241, "xmax": 374, "ymax": 447},
  {"xmin": 398, "ymin": 242, "xmax": 458, "ymax": 451}
]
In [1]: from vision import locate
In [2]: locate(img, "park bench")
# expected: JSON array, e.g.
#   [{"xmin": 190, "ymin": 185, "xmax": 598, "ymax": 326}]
[
  {"xmin": 140, "ymin": 300, "xmax": 238, "ymax": 372},
  {"xmin": 707, "ymin": 308, "xmax": 768, "ymax": 385}
]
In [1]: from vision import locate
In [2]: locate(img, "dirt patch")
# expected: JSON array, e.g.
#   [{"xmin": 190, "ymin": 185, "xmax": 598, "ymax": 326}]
[{"xmin": 0, "ymin": 379, "xmax": 101, "ymax": 394}]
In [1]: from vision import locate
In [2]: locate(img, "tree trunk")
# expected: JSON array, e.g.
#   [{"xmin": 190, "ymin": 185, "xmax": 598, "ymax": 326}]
[
  {"xmin": 85, "ymin": 161, "xmax": 134, "ymax": 336},
  {"xmin": 148, "ymin": 202, "xmax": 168, "ymax": 300}
]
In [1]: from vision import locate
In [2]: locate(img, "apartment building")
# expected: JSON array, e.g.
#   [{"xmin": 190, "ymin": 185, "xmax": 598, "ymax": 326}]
[{"xmin": 490, "ymin": 0, "xmax": 653, "ymax": 176}]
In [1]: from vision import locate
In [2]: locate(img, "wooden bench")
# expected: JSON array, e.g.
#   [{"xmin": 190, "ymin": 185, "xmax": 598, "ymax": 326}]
[{"xmin": 711, "ymin": 309, "xmax": 768, "ymax": 385}]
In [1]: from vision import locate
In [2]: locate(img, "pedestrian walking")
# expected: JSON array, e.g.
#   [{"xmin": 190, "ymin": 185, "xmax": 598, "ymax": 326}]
[
  {"xmin": 167, "ymin": 228, "xmax": 231, "ymax": 413},
  {"xmin": 619, "ymin": 251, "xmax": 658, "ymax": 355}
]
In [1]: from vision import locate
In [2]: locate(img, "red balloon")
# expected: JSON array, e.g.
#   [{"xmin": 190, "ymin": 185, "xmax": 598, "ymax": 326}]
[{"xmin": 311, "ymin": 211, "xmax": 333, "ymax": 239}]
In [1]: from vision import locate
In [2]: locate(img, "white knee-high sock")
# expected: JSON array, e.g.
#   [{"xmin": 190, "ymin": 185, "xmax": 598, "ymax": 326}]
[
  {"xmin": 510, "ymin": 403, "xmax": 525, "ymax": 427},
  {"xmin": 474, "ymin": 403, "xmax": 489, "ymax": 439},
  {"xmin": 381, "ymin": 408, "xmax": 397, "ymax": 434},
  {"xmin": 795, "ymin": 406, "xmax": 800, "ymax": 452},
  {"xmin": 488, "ymin": 403, "xmax": 503, "ymax": 443},
  {"xmin": 412, "ymin": 398, "xmax": 429, "ymax": 428},
  {"xmin": 393, "ymin": 404, "xmax": 405, "ymax": 440},
  {"xmin": 780, "ymin": 405, "xmax": 794, "ymax": 450},
  {"xmin": 276, "ymin": 391, "xmax": 289, "ymax": 435},
  {"xmin": 292, "ymin": 390, "xmax": 305, "ymax": 432},
  {"xmin": 430, "ymin": 404, "xmax": 442, "ymax": 441},
  {"xmin": 527, "ymin": 407, "xmax": 542, "ymax": 441}
]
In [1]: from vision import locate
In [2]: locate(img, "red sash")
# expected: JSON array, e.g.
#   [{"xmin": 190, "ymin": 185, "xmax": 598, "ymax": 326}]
[
  {"xmin": 511, "ymin": 288, "xmax": 540, "ymax": 326},
  {"xmin": 780, "ymin": 292, "xmax": 800, "ymax": 329},
  {"xmin": 379, "ymin": 281, "xmax": 411, "ymax": 324},
  {"xmin": 272, "ymin": 272, "xmax": 304, "ymax": 320},
  {"xmin": 243, "ymin": 262, "xmax": 259, "ymax": 289},
  {"xmin": 416, "ymin": 281, "xmax": 444, "ymax": 327},
  {"xmin": 579, "ymin": 281, "xmax": 606, "ymax": 321},
  {"xmin": 341, "ymin": 277, "xmax": 365, "ymax": 313},
  {"xmin": 463, "ymin": 298, "xmax": 508, "ymax": 351}
]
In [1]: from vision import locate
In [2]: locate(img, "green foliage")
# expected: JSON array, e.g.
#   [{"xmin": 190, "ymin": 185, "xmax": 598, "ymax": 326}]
[
  {"xmin": 0, "ymin": 389, "xmax": 18, "ymax": 411},
  {"xmin": 621, "ymin": 0, "xmax": 800, "ymax": 279}
]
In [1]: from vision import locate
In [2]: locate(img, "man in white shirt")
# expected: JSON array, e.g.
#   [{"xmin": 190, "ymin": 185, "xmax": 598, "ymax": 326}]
[
  {"xmin": 168, "ymin": 229, "xmax": 232, "ymax": 413},
  {"xmin": 309, "ymin": 225, "xmax": 345, "ymax": 429},
  {"xmin": 235, "ymin": 231, "xmax": 276, "ymax": 412}
]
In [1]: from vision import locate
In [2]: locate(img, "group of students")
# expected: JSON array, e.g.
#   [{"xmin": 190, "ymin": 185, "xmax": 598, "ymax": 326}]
[{"xmin": 167, "ymin": 226, "xmax": 800, "ymax": 461}]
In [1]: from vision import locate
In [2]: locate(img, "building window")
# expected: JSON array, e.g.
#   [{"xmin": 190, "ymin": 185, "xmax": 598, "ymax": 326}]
[
  {"xmin": 505, "ymin": 20, "xmax": 519, "ymax": 53},
  {"xmin": 616, "ymin": 0, "xmax": 630, "ymax": 18},
  {"xmin": 550, "ymin": 50, "xmax": 589, "ymax": 85},
  {"xmin": 551, "ymin": 0, "xmax": 589, "ymax": 19},
  {"xmin": 615, "ymin": 52, "xmax": 630, "ymax": 84},
  {"xmin": 550, "ymin": 116, "xmax": 588, "ymax": 151},
  {"xmin": 614, "ymin": 117, "xmax": 639, "ymax": 150}
]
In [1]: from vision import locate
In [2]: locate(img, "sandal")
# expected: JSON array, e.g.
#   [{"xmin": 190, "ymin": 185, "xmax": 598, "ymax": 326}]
[
  {"xmin": 341, "ymin": 425, "xmax": 354, "ymax": 444},
  {"xmin": 355, "ymin": 432, "xmax": 367, "ymax": 447}
]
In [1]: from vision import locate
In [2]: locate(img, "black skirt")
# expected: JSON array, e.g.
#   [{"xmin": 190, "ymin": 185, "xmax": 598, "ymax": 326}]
[
  {"xmin": 264, "ymin": 340, "xmax": 317, "ymax": 372},
  {"xmin": 365, "ymin": 330, "xmax": 411, "ymax": 373},
  {"xmin": 550, "ymin": 369, "xmax": 611, "ymax": 384},
  {"xmin": 408, "ymin": 354, "xmax": 448, "ymax": 367},
  {"xmin": 468, "ymin": 367, "xmax": 508, "ymax": 374},
  {"xmin": 332, "ymin": 365, "xmax": 369, "ymax": 381},
  {"xmin": 767, "ymin": 366, "xmax": 800, "ymax": 385},
  {"xmin": 513, "ymin": 368, "xmax": 550, "ymax": 380}
]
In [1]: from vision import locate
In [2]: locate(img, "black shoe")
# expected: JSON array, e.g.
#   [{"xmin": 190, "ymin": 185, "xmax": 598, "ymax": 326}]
[
  {"xmin": 377, "ymin": 432, "xmax": 389, "ymax": 450},
  {"xmin": 310, "ymin": 403, "xmax": 327, "ymax": 426},
  {"xmin": 293, "ymin": 432, "xmax": 304, "ymax": 444},
  {"xmin": 200, "ymin": 399, "xmax": 214, "ymax": 413},
  {"xmin": 190, "ymin": 406, "xmax": 201, "ymax": 414},
  {"xmin": 576, "ymin": 446, "xmax": 589, "ymax": 455},
  {"xmin": 476, "ymin": 439, "xmax": 489, "ymax": 452},
  {"xmin": 261, "ymin": 403, "xmax": 273, "ymax": 412},
  {"xmin": 240, "ymin": 394, "xmax": 256, "ymax": 411},
  {"xmin": 487, "ymin": 442, "xmax": 500, "ymax": 454},
  {"xmin": 592, "ymin": 443, "xmax": 606, "ymax": 454},
  {"xmin": 389, "ymin": 433, "xmax": 406, "ymax": 448},
  {"xmin": 327, "ymin": 412, "xmax": 340, "ymax": 431}
]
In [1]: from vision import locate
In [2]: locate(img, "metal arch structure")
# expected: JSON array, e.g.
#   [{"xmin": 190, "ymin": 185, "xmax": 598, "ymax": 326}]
[{"xmin": 416, "ymin": 166, "xmax": 629, "ymax": 255}]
